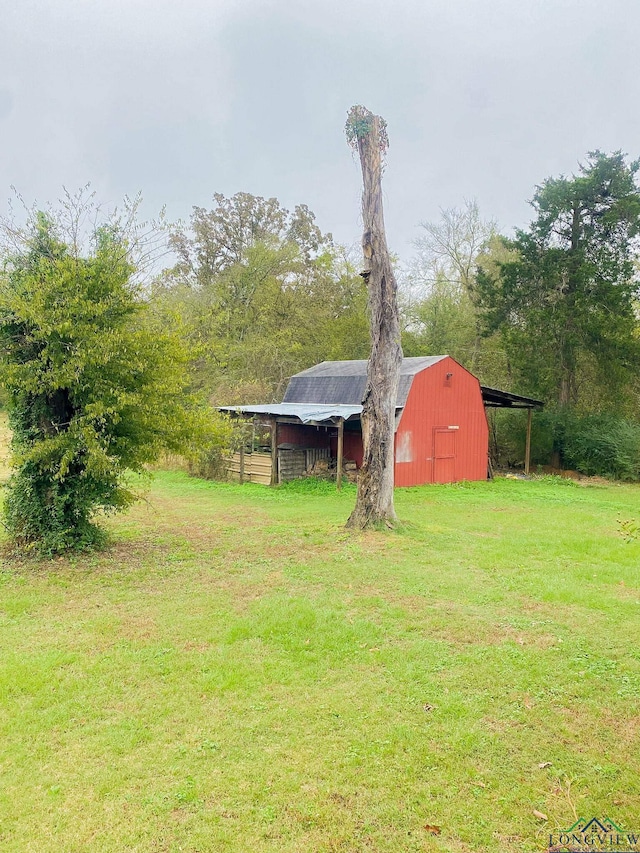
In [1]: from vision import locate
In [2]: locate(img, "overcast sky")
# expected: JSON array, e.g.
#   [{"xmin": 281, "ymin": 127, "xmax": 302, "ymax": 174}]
[{"xmin": 2, "ymin": 0, "xmax": 640, "ymax": 260}]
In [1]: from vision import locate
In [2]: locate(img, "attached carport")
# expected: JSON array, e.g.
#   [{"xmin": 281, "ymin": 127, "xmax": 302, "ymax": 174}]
[{"xmin": 480, "ymin": 386, "xmax": 544, "ymax": 474}]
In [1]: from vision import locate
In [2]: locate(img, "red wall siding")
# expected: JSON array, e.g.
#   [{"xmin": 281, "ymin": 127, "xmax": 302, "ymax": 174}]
[
  {"xmin": 278, "ymin": 423, "xmax": 364, "ymax": 466},
  {"xmin": 394, "ymin": 357, "xmax": 488, "ymax": 486},
  {"xmin": 277, "ymin": 423, "xmax": 333, "ymax": 449},
  {"xmin": 341, "ymin": 432, "xmax": 364, "ymax": 467}
]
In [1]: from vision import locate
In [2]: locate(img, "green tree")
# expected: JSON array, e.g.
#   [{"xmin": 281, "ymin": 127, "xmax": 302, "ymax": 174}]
[
  {"xmin": 476, "ymin": 151, "xmax": 640, "ymax": 408},
  {"xmin": 157, "ymin": 193, "xmax": 369, "ymax": 402},
  {"xmin": 169, "ymin": 192, "xmax": 329, "ymax": 285},
  {"xmin": 0, "ymin": 200, "xmax": 214, "ymax": 554}
]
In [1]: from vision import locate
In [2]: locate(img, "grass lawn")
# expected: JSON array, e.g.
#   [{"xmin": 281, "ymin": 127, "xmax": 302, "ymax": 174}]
[{"xmin": 0, "ymin": 454, "xmax": 639, "ymax": 850}]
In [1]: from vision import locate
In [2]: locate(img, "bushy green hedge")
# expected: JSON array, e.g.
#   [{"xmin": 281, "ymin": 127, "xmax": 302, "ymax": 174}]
[
  {"xmin": 0, "ymin": 209, "xmax": 217, "ymax": 555},
  {"xmin": 553, "ymin": 412, "xmax": 640, "ymax": 480},
  {"xmin": 491, "ymin": 408, "xmax": 640, "ymax": 480},
  {"xmin": 497, "ymin": 409, "xmax": 640, "ymax": 480}
]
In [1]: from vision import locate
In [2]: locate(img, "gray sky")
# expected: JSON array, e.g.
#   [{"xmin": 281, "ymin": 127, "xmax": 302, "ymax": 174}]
[{"xmin": 2, "ymin": 0, "xmax": 640, "ymax": 260}]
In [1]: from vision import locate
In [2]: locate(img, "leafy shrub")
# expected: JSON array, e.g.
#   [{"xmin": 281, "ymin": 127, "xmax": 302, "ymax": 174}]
[
  {"xmin": 185, "ymin": 413, "xmax": 236, "ymax": 480},
  {"xmin": 0, "ymin": 201, "xmax": 212, "ymax": 555},
  {"xmin": 531, "ymin": 410, "xmax": 640, "ymax": 480},
  {"xmin": 489, "ymin": 408, "xmax": 640, "ymax": 480},
  {"xmin": 561, "ymin": 414, "xmax": 640, "ymax": 479}
]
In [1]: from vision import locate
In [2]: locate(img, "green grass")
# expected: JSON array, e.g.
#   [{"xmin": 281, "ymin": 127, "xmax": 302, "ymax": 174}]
[{"xmin": 1, "ymin": 467, "xmax": 639, "ymax": 852}]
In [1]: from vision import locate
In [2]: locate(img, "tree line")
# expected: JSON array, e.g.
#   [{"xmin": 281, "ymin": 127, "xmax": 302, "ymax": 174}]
[
  {"xmin": 406, "ymin": 152, "xmax": 640, "ymax": 476},
  {"xmin": 1, "ymin": 150, "xmax": 639, "ymax": 552},
  {"xmin": 153, "ymin": 151, "xmax": 640, "ymax": 477}
]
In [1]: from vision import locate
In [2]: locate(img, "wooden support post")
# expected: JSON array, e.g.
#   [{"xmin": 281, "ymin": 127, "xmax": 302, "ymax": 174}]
[
  {"xmin": 524, "ymin": 408, "xmax": 533, "ymax": 475},
  {"xmin": 239, "ymin": 442, "xmax": 245, "ymax": 484},
  {"xmin": 270, "ymin": 417, "xmax": 278, "ymax": 485},
  {"xmin": 336, "ymin": 417, "xmax": 344, "ymax": 490}
]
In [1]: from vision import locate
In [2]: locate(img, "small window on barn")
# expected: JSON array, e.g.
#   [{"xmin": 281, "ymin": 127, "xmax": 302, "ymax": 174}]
[{"xmin": 444, "ymin": 371, "xmax": 453, "ymax": 387}]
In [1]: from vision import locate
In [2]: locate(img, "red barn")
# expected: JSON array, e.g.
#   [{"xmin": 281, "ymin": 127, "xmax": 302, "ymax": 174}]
[
  {"xmin": 221, "ymin": 357, "xmax": 541, "ymax": 486},
  {"xmin": 282, "ymin": 356, "xmax": 488, "ymax": 485}
]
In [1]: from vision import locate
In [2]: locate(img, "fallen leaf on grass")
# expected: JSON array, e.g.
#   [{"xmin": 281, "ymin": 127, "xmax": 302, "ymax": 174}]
[
  {"xmin": 538, "ymin": 762, "xmax": 552, "ymax": 769},
  {"xmin": 424, "ymin": 824, "xmax": 441, "ymax": 835},
  {"xmin": 423, "ymin": 703, "xmax": 435, "ymax": 712},
  {"xmin": 533, "ymin": 810, "xmax": 548, "ymax": 821}
]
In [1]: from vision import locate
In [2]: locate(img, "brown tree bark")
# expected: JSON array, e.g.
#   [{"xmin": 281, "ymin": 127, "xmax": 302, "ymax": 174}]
[{"xmin": 345, "ymin": 107, "xmax": 403, "ymax": 529}]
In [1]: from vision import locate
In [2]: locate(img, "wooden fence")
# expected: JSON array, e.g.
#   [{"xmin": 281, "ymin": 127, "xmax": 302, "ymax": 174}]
[
  {"xmin": 226, "ymin": 446, "xmax": 333, "ymax": 485},
  {"xmin": 225, "ymin": 451, "xmax": 272, "ymax": 485}
]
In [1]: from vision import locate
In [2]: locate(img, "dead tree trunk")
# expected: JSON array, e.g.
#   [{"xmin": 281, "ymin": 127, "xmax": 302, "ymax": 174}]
[{"xmin": 345, "ymin": 106, "xmax": 403, "ymax": 529}]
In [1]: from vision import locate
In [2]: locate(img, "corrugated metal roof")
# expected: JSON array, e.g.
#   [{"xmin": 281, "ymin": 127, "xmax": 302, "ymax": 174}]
[
  {"xmin": 218, "ymin": 403, "xmax": 363, "ymax": 424},
  {"xmin": 480, "ymin": 386, "xmax": 544, "ymax": 409},
  {"xmin": 283, "ymin": 356, "xmax": 447, "ymax": 406}
]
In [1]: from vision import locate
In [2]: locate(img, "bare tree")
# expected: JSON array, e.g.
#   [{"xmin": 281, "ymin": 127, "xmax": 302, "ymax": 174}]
[
  {"xmin": 413, "ymin": 200, "xmax": 496, "ymax": 297},
  {"xmin": 409, "ymin": 201, "xmax": 496, "ymax": 372},
  {"xmin": 345, "ymin": 106, "xmax": 403, "ymax": 529}
]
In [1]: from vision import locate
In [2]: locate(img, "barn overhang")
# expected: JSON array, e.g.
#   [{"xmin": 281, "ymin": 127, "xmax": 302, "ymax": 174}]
[
  {"xmin": 219, "ymin": 403, "xmax": 406, "ymax": 488},
  {"xmin": 218, "ymin": 402, "xmax": 364, "ymax": 425},
  {"xmin": 480, "ymin": 386, "xmax": 543, "ymax": 476},
  {"xmin": 480, "ymin": 386, "xmax": 544, "ymax": 410}
]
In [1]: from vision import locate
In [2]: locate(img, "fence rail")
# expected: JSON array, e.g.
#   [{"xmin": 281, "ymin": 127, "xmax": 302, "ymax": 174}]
[{"xmin": 226, "ymin": 451, "xmax": 272, "ymax": 485}]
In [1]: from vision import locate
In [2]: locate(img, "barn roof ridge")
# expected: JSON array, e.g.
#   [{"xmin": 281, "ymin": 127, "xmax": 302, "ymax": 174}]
[{"xmin": 292, "ymin": 355, "xmax": 447, "ymax": 378}]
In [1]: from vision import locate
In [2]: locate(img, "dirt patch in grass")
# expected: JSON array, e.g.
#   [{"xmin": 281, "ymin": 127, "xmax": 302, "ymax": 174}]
[
  {"xmin": 104, "ymin": 538, "xmax": 174, "ymax": 566},
  {"xmin": 612, "ymin": 579, "xmax": 640, "ymax": 602},
  {"xmin": 115, "ymin": 614, "xmax": 161, "ymax": 642},
  {"xmin": 126, "ymin": 495, "xmax": 267, "ymax": 538},
  {"xmin": 599, "ymin": 710, "xmax": 640, "ymax": 751}
]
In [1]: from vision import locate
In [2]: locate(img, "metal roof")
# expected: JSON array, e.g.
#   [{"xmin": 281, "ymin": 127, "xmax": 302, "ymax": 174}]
[
  {"xmin": 480, "ymin": 386, "xmax": 544, "ymax": 410},
  {"xmin": 218, "ymin": 402, "xmax": 363, "ymax": 424},
  {"xmin": 221, "ymin": 358, "xmax": 544, "ymax": 422},
  {"xmin": 283, "ymin": 356, "xmax": 447, "ymax": 406}
]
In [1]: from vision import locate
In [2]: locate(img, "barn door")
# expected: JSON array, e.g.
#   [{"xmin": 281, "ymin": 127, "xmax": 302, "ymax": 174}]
[{"xmin": 433, "ymin": 428, "xmax": 456, "ymax": 483}]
